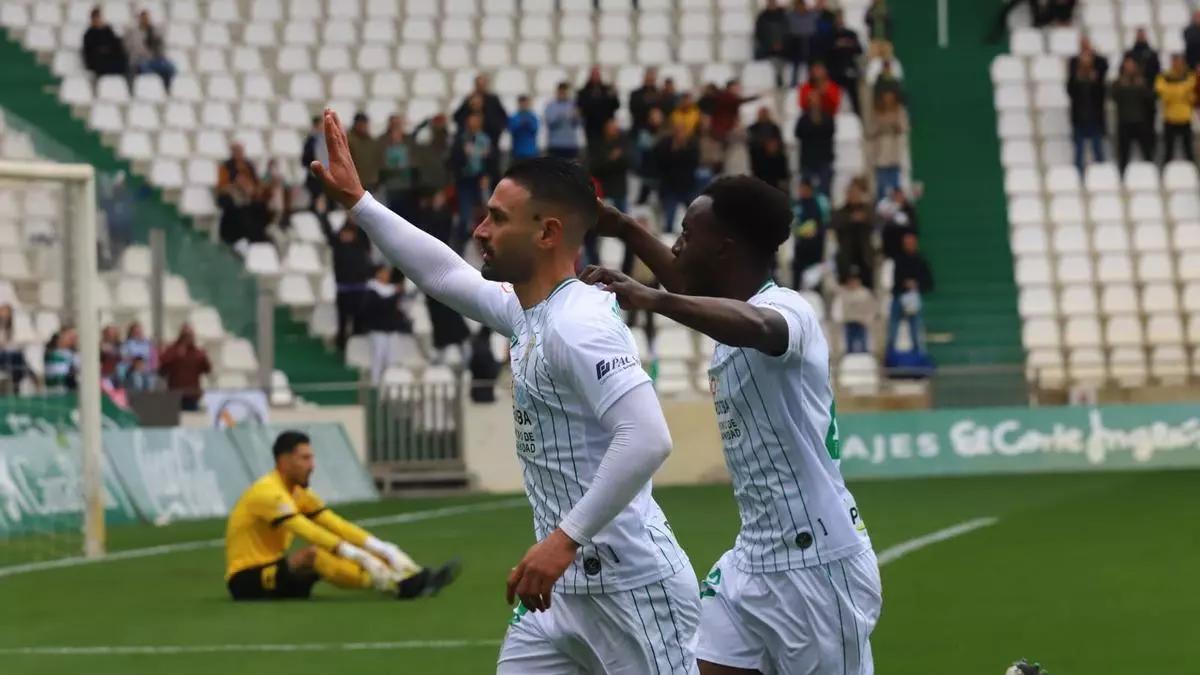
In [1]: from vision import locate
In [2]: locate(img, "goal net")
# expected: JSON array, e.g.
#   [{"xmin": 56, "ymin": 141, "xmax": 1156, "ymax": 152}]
[{"xmin": 0, "ymin": 158, "xmax": 106, "ymax": 571}]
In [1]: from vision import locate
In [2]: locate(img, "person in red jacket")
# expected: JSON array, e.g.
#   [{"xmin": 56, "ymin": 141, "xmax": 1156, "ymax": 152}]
[
  {"xmin": 709, "ymin": 80, "xmax": 760, "ymax": 142},
  {"xmin": 798, "ymin": 62, "xmax": 842, "ymax": 116},
  {"xmin": 158, "ymin": 324, "xmax": 212, "ymax": 412}
]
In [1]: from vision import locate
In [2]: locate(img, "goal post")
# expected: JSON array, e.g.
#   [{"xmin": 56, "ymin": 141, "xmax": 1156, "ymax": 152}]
[{"xmin": 0, "ymin": 159, "xmax": 104, "ymax": 560}]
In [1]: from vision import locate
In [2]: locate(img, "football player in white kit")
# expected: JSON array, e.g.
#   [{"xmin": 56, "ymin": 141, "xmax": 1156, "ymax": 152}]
[
  {"xmin": 582, "ymin": 175, "xmax": 882, "ymax": 674},
  {"xmin": 310, "ymin": 110, "xmax": 699, "ymax": 674}
]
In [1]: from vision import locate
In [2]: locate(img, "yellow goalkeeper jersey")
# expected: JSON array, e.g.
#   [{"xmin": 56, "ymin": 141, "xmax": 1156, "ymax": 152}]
[{"xmin": 224, "ymin": 470, "xmax": 334, "ymax": 579}]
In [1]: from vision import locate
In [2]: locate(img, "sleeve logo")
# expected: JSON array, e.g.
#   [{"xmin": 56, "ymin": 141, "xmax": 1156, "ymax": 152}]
[{"xmin": 595, "ymin": 355, "xmax": 638, "ymax": 381}]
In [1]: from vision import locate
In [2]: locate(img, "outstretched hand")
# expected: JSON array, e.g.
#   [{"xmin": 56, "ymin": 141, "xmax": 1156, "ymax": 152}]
[
  {"xmin": 309, "ymin": 109, "xmax": 366, "ymax": 210},
  {"xmin": 579, "ymin": 265, "xmax": 664, "ymax": 311}
]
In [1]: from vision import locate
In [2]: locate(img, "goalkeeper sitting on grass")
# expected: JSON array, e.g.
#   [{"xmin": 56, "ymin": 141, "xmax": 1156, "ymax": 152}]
[{"xmin": 224, "ymin": 430, "xmax": 459, "ymax": 601}]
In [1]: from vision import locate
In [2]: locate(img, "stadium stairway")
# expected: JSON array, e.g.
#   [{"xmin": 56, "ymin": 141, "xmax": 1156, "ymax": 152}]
[
  {"xmin": 0, "ymin": 30, "xmax": 356, "ymax": 404},
  {"xmin": 893, "ymin": 0, "xmax": 1027, "ymax": 406}
]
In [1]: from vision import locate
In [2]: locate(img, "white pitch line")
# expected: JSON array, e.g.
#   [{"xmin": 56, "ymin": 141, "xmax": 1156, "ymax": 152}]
[
  {"xmin": 0, "ymin": 497, "xmax": 529, "ymax": 580},
  {"xmin": 876, "ymin": 517, "xmax": 999, "ymax": 566},
  {"xmin": 0, "ymin": 640, "xmax": 503, "ymax": 656}
]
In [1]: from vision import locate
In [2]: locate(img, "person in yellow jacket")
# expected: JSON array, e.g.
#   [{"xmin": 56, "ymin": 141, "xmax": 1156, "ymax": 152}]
[
  {"xmin": 224, "ymin": 430, "xmax": 460, "ymax": 600},
  {"xmin": 1155, "ymin": 54, "xmax": 1197, "ymax": 163}
]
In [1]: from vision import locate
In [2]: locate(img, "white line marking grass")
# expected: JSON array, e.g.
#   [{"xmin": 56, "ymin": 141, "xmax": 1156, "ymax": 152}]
[
  {"xmin": 0, "ymin": 497, "xmax": 529, "ymax": 579},
  {"xmin": 0, "ymin": 515, "xmax": 998, "ymax": 656}
]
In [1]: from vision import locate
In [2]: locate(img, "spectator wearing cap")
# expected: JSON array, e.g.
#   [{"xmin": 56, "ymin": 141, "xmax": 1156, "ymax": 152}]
[
  {"xmin": 507, "ymin": 95, "xmax": 541, "ymax": 161},
  {"xmin": 545, "ymin": 82, "xmax": 583, "ymax": 159}
]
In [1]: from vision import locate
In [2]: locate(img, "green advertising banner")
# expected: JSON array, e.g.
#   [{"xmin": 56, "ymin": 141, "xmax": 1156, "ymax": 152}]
[
  {"xmin": 228, "ymin": 423, "xmax": 378, "ymax": 504},
  {"xmin": 838, "ymin": 403, "xmax": 1200, "ymax": 479},
  {"xmin": 103, "ymin": 429, "xmax": 257, "ymax": 525},
  {"xmin": 0, "ymin": 395, "xmax": 140, "ymax": 436},
  {"xmin": 0, "ymin": 434, "xmax": 138, "ymax": 537},
  {"xmin": 0, "ymin": 422, "xmax": 376, "ymax": 538}
]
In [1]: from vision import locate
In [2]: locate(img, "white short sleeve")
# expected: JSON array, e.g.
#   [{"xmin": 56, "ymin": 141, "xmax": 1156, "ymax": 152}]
[
  {"xmin": 752, "ymin": 290, "xmax": 812, "ymax": 362},
  {"xmin": 545, "ymin": 315, "xmax": 650, "ymax": 419}
]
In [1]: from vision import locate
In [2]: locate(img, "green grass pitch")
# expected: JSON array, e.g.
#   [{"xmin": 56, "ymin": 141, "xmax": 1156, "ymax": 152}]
[{"xmin": 1, "ymin": 469, "xmax": 1196, "ymax": 674}]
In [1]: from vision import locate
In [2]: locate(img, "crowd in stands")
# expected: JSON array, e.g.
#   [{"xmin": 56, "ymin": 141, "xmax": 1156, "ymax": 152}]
[
  {"xmin": 0, "ymin": 302, "xmax": 213, "ymax": 410},
  {"xmin": 81, "ymin": 6, "xmax": 175, "ymax": 88},
  {"xmin": 1065, "ymin": 12, "xmax": 1200, "ymax": 176}
]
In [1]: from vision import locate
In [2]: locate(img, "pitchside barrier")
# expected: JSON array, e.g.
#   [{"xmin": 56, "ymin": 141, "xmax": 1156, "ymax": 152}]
[{"xmin": 0, "ymin": 422, "xmax": 377, "ymax": 539}]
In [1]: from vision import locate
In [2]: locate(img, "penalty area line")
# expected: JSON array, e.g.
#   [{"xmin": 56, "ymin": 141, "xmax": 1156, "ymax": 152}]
[
  {"xmin": 0, "ymin": 640, "xmax": 504, "ymax": 656},
  {"xmin": 0, "ymin": 497, "xmax": 529, "ymax": 580},
  {"xmin": 876, "ymin": 516, "xmax": 999, "ymax": 566}
]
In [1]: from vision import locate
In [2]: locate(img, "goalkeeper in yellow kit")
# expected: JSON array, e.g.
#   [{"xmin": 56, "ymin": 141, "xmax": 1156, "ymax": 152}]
[{"xmin": 224, "ymin": 430, "xmax": 460, "ymax": 601}]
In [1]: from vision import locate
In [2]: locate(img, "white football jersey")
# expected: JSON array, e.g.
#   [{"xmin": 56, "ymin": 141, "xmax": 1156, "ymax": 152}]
[
  {"xmin": 499, "ymin": 279, "xmax": 689, "ymax": 594},
  {"xmin": 708, "ymin": 282, "xmax": 872, "ymax": 575}
]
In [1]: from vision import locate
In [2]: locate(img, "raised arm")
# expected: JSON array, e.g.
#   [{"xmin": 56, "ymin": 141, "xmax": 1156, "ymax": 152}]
[
  {"xmin": 580, "ymin": 267, "xmax": 789, "ymax": 356},
  {"xmin": 592, "ymin": 200, "xmax": 687, "ymax": 293},
  {"xmin": 310, "ymin": 109, "xmax": 514, "ymax": 335}
]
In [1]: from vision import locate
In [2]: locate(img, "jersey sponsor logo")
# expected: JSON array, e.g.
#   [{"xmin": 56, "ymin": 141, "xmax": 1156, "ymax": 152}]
[
  {"xmin": 594, "ymin": 355, "xmax": 637, "ymax": 381},
  {"xmin": 513, "ymin": 407, "xmax": 537, "ymax": 456}
]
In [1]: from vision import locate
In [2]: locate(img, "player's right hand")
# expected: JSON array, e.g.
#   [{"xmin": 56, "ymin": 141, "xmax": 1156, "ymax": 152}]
[
  {"xmin": 309, "ymin": 109, "xmax": 366, "ymax": 210},
  {"xmin": 593, "ymin": 198, "xmax": 633, "ymax": 239},
  {"xmin": 579, "ymin": 265, "xmax": 663, "ymax": 311}
]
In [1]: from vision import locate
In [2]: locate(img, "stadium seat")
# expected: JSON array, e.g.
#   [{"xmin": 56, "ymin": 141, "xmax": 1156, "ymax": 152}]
[
  {"xmin": 114, "ymin": 278, "xmax": 151, "ymax": 313},
  {"xmin": 1141, "ymin": 283, "xmax": 1179, "ymax": 314},
  {"xmin": 277, "ymin": 274, "xmax": 316, "ymax": 307},
  {"xmin": 1059, "ymin": 285, "xmax": 1097, "ymax": 316},
  {"xmin": 1011, "ymin": 226, "xmax": 1047, "ymax": 256},
  {"xmin": 1132, "ymin": 222, "xmax": 1169, "ymax": 252},
  {"xmin": 1147, "ymin": 315, "xmax": 1184, "ymax": 345},
  {"xmin": 243, "ymin": 21, "xmax": 276, "ymax": 47},
  {"xmin": 180, "ymin": 187, "xmax": 217, "ymax": 217},
  {"xmin": 201, "ymin": 102, "xmax": 235, "ymax": 130},
  {"xmin": 1130, "ymin": 194, "xmax": 1166, "ymax": 222},
  {"xmin": 316, "ymin": 46, "xmax": 352, "ymax": 73},
  {"xmin": 481, "ymin": 16, "xmax": 515, "ymax": 42},
  {"xmin": 231, "ymin": 46, "xmax": 263, "ymax": 73},
  {"xmin": 1045, "ymin": 166, "xmax": 1081, "ymax": 195},
  {"xmin": 1097, "ymin": 253, "xmax": 1135, "ymax": 284},
  {"xmin": 998, "ymin": 112, "xmax": 1034, "ymax": 140},
  {"xmin": 1176, "ymin": 222, "xmax": 1200, "ymax": 251},
  {"xmin": 371, "ymin": 72, "xmax": 407, "ymax": 99},
  {"xmin": 1124, "ymin": 162, "xmax": 1160, "ymax": 193},
  {"xmin": 88, "ymin": 103, "xmax": 123, "ymax": 133},
  {"xmin": 1181, "ymin": 252, "xmax": 1200, "ymax": 281},
  {"xmin": 1067, "ymin": 348, "xmax": 1106, "ymax": 383},
  {"xmin": 1019, "ymin": 287, "xmax": 1057, "ymax": 318},
  {"xmin": 149, "ymin": 159, "xmax": 184, "ymax": 189},
  {"xmin": 1008, "ymin": 197, "xmax": 1045, "ymax": 226},
  {"xmin": 289, "ymin": 73, "xmax": 325, "ymax": 101},
  {"xmin": 396, "ymin": 44, "xmax": 432, "ymax": 71},
  {"xmin": 1064, "ymin": 316, "xmax": 1102, "ymax": 348},
  {"xmin": 330, "ymin": 71, "xmax": 366, "ymax": 99},
  {"xmin": 1046, "ymin": 27, "xmax": 1080, "ymax": 56},
  {"xmin": 838, "ymin": 353, "xmax": 879, "ymax": 395},
  {"xmin": 220, "ymin": 338, "xmax": 259, "ymax": 372},
  {"xmin": 1050, "ymin": 195, "xmax": 1086, "ymax": 224},
  {"xmin": 207, "ymin": 74, "xmax": 239, "ymax": 102},
  {"xmin": 1052, "ymin": 225, "xmax": 1089, "ymax": 254},
  {"xmin": 402, "ymin": 17, "xmax": 438, "ymax": 44},
  {"xmin": 1084, "ymin": 163, "xmax": 1121, "ymax": 194},
  {"xmin": 1001, "ymin": 140, "xmax": 1037, "ymax": 168},
  {"xmin": 1015, "ymin": 256, "xmax": 1052, "ymax": 286},
  {"xmin": 323, "ymin": 19, "xmax": 357, "ymax": 45},
  {"xmin": 1029, "ymin": 55, "xmax": 1065, "ymax": 84},
  {"xmin": 1151, "ymin": 345, "xmax": 1190, "ymax": 383},
  {"xmin": 244, "ymin": 243, "xmax": 281, "ymax": 276},
  {"xmin": 237, "ymin": 102, "xmax": 272, "ymax": 130},
  {"xmin": 1105, "ymin": 316, "xmax": 1144, "ymax": 347},
  {"xmin": 556, "ymin": 43, "xmax": 592, "ymax": 67},
  {"xmin": 1137, "ymin": 252, "xmax": 1175, "ymax": 283},
  {"xmin": 119, "ymin": 131, "xmax": 154, "ymax": 161},
  {"xmin": 1100, "ymin": 284, "xmax": 1139, "ymax": 316},
  {"xmin": 366, "ymin": 0, "xmax": 401, "ymax": 17},
  {"xmin": 1089, "ymin": 194, "xmax": 1126, "ymax": 225},
  {"xmin": 1005, "ymin": 167, "xmax": 1042, "ymax": 196},
  {"xmin": 1163, "ymin": 161, "xmax": 1199, "ymax": 192},
  {"xmin": 309, "ymin": 303, "xmax": 337, "ymax": 339}
]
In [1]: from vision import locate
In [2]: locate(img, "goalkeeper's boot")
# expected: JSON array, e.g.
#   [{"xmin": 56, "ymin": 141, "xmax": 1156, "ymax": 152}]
[
  {"xmin": 396, "ymin": 558, "xmax": 462, "ymax": 600},
  {"xmin": 1006, "ymin": 659, "xmax": 1048, "ymax": 675}
]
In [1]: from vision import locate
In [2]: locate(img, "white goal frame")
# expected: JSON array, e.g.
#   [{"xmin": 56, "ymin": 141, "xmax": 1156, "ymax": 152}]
[{"xmin": 0, "ymin": 160, "xmax": 104, "ymax": 558}]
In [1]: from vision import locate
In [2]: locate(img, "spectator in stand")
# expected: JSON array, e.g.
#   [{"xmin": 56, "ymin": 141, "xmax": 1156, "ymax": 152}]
[
  {"xmin": 453, "ymin": 75, "xmax": 509, "ymax": 155},
  {"xmin": 123, "ymin": 9, "xmax": 174, "ymax": 88},
  {"xmin": 1069, "ymin": 36, "xmax": 1109, "ymax": 82},
  {"xmin": 321, "ymin": 211, "xmax": 373, "ymax": 353},
  {"xmin": 669, "ymin": 92, "xmax": 702, "ymax": 138},
  {"xmin": 44, "ymin": 328, "xmax": 79, "ymax": 392},
  {"xmin": 837, "ymin": 268, "xmax": 877, "ymax": 354},
  {"xmin": 751, "ymin": 136, "xmax": 791, "ymax": 194},
  {"xmin": 347, "ymin": 113, "xmax": 383, "ymax": 197},
  {"xmin": 870, "ymin": 58, "xmax": 905, "ymax": 106},
  {"xmin": 1186, "ymin": 11, "xmax": 1200, "ymax": 70},
  {"xmin": 878, "ymin": 186, "xmax": 920, "ymax": 260},
  {"xmin": 1125, "ymin": 28, "xmax": 1162, "ymax": 85},
  {"xmin": 755, "ymin": 0, "xmax": 791, "ymax": 87},
  {"xmin": 411, "ymin": 191, "xmax": 471, "ymax": 365},
  {"xmin": 450, "ymin": 112, "xmax": 492, "ymax": 243},
  {"xmin": 787, "ymin": 0, "xmax": 819, "ymax": 87},
  {"xmin": 888, "ymin": 233, "xmax": 934, "ymax": 357},
  {"xmin": 468, "ymin": 327, "xmax": 500, "ymax": 403},
  {"xmin": 121, "ymin": 321, "xmax": 155, "ymax": 368},
  {"xmin": 1156, "ymin": 54, "xmax": 1197, "ymax": 164},
  {"xmin": 410, "ymin": 114, "xmax": 451, "ymax": 196},
  {"xmin": 100, "ymin": 324, "xmax": 122, "ymax": 381},
  {"xmin": 799, "ymin": 62, "xmax": 843, "ymax": 115},
  {"xmin": 748, "ymin": 106, "xmax": 785, "ymax": 187},
  {"xmin": 791, "ymin": 179, "xmax": 830, "ymax": 290},
  {"xmin": 990, "ymin": 0, "xmax": 1047, "ymax": 42},
  {"xmin": 577, "ymin": 67, "xmax": 621, "ymax": 148},
  {"xmin": 832, "ymin": 179, "xmax": 876, "ymax": 288},
  {"xmin": 362, "ymin": 265, "xmax": 412, "ymax": 386},
  {"xmin": 301, "ymin": 116, "xmax": 329, "ymax": 211},
  {"xmin": 1067, "ymin": 52, "xmax": 1107, "ymax": 174},
  {"xmin": 827, "ymin": 12, "xmax": 865, "ymax": 116},
  {"xmin": 698, "ymin": 83, "xmax": 720, "ymax": 117},
  {"xmin": 158, "ymin": 324, "xmax": 211, "ymax": 412},
  {"xmin": 655, "ymin": 123, "xmax": 701, "ymax": 233},
  {"xmin": 590, "ymin": 119, "xmax": 631, "ymax": 214},
  {"xmin": 379, "ymin": 115, "xmax": 416, "ymax": 220},
  {"xmin": 869, "ymin": 90, "xmax": 908, "ymax": 199},
  {"xmin": 696, "ymin": 116, "xmax": 726, "ymax": 186},
  {"xmin": 794, "ymin": 91, "xmax": 837, "ymax": 196},
  {"xmin": 864, "ymin": 0, "xmax": 892, "ymax": 55},
  {"xmin": 1111, "ymin": 56, "xmax": 1157, "ymax": 172},
  {"xmin": 709, "ymin": 80, "xmax": 759, "ymax": 143},
  {"xmin": 1041, "ymin": 0, "xmax": 1077, "ymax": 26},
  {"xmin": 507, "ymin": 95, "xmax": 541, "ymax": 161},
  {"xmin": 261, "ymin": 159, "xmax": 287, "ymax": 236},
  {"xmin": 0, "ymin": 304, "xmax": 31, "ymax": 393},
  {"xmin": 629, "ymin": 68, "xmax": 662, "ymax": 135},
  {"xmin": 216, "ymin": 142, "xmax": 270, "ymax": 246},
  {"xmin": 82, "ymin": 7, "xmax": 128, "ymax": 77},
  {"xmin": 810, "ymin": 0, "xmax": 838, "ymax": 63},
  {"xmin": 659, "ymin": 78, "xmax": 679, "ymax": 117},
  {"xmin": 545, "ymin": 82, "xmax": 583, "ymax": 159},
  {"xmin": 634, "ymin": 108, "xmax": 666, "ymax": 205}
]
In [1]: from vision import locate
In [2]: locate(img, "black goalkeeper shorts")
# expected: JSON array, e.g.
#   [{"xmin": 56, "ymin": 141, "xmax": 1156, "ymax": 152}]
[{"xmin": 227, "ymin": 557, "xmax": 318, "ymax": 601}]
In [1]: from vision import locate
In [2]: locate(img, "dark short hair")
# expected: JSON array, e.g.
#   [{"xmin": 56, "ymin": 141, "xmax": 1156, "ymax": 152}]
[
  {"xmin": 353, "ymin": 112, "xmax": 368, "ymax": 124},
  {"xmin": 273, "ymin": 430, "xmax": 311, "ymax": 458},
  {"xmin": 501, "ymin": 156, "xmax": 598, "ymax": 231},
  {"xmin": 702, "ymin": 175, "xmax": 793, "ymax": 260}
]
